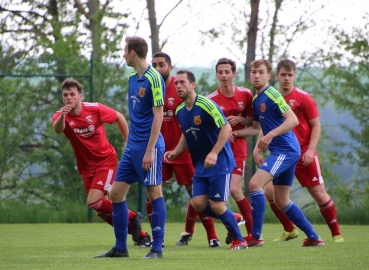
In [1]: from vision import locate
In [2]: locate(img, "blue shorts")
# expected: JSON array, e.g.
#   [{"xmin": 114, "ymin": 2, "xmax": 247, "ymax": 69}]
[
  {"xmin": 115, "ymin": 146, "xmax": 164, "ymax": 187},
  {"xmin": 192, "ymin": 173, "xmax": 231, "ymax": 202},
  {"xmin": 260, "ymin": 152, "xmax": 299, "ymax": 186}
]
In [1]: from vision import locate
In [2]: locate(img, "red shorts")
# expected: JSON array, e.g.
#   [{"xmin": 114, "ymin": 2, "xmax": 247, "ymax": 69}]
[
  {"xmin": 231, "ymin": 137, "xmax": 247, "ymax": 176},
  {"xmin": 82, "ymin": 167, "xmax": 116, "ymax": 195},
  {"xmin": 162, "ymin": 162, "xmax": 194, "ymax": 185},
  {"xmin": 295, "ymin": 151, "xmax": 323, "ymax": 187}
]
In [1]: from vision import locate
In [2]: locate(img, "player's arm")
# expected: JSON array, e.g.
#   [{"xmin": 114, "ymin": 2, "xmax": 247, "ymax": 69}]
[
  {"xmin": 204, "ymin": 123, "xmax": 232, "ymax": 168},
  {"xmin": 258, "ymin": 109, "xmax": 298, "ymax": 150},
  {"xmin": 227, "ymin": 115, "xmax": 253, "ymax": 127},
  {"xmin": 253, "ymin": 130, "xmax": 265, "ymax": 168},
  {"xmin": 142, "ymin": 105, "xmax": 163, "ymax": 171},
  {"xmin": 302, "ymin": 116, "xmax": 321, "ymax": 166},
  {"xmin": 53, "ymin": 105, "xmax": 72, "ymax": 133},
  {"xmin": 115, "ymin": 112, "xmax": 129, "ymax": 142},
  {"xmin": 164, "ymin": 134, "xmax": 188, "ymax": 162},
  {"xmin": 232, "ymin": 121, "xmax": 260, "ymax": 138}
]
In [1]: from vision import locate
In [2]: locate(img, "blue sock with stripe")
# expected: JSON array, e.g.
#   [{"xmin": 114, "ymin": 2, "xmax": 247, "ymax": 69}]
[
  {"xmin": 151, "ymin": 197, "xmax": 166, "ymax": 253},
  {"xmin": 219, "ymin": 208, "xmax": 244, "ymax": 241},
  {"xmin": 251, "ymin": 190, "xmax": 265, "ymax": 239},
  {"xmin": 282, "ymin": 201, "xmax": 319, "ymax": 240},
  {"xmin": 112, "ymin": 200, "xmax": 128, "ymax": 252}
]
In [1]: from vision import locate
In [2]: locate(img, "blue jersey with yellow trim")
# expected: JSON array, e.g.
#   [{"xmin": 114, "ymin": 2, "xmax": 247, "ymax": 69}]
[
  {"xmin": 252, "ymin": 86, "xmax": 300, "ymax": 154},
  {"xmin": 127, "ymin": 65, "xmax": 166, "ymax": 148},
  {"xmin": 175, "ymin": 95, "xmax": 236, "ymax": 177}
]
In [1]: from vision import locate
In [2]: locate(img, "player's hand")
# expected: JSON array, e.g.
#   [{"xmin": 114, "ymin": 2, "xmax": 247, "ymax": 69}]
[
  {"xmin": 164, "ymin": 151, "xmax": 177, "ymax": 163},
  {"xmin": 258, "ymin": 133, "xmax": 272, "ymax": 150},
  {"xmin": 204, "ymin": 151, "xmax": 217, "ymax": 168},
  {"xmin": 142, "ymin": 150, "xmax": 154, "ymax": 171},
  {"xmin": 227, "ymin": 115, "xmax": 241, "ymax": 126},
  {"xmin": 302, "ymin": 149, "xmax": 314, "ymax": 166},
  {"xmin": 60, "ymin": 104, "xmax": 72, "ymax": 118},
  {"xmin": 229, "ymin": 131, "xmax": 237, "ymax": 143},
  {"xmin": 253, "ymin": 152, "xmax": 264, "ymax": 168}
]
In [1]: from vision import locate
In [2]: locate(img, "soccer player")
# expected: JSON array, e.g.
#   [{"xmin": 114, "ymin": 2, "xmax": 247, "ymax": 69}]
[
  {"xmin": 263, "ymin": 58, "xmax": 343, "ymax": 243},
  {"xmin": 208, "ymin": 58, "xmax": 254, "ymax": 243},
  {"xmin": 52, "ymin": 78, "xmax": 147, "ymax": 244},
  {"xmin": 234, "ymin": 59, "xmax": 324, "ymax": 247},
  {"xmin": 95, "ymin": 36, "xmax": 166, "ymax": 259},
  {"xmin": 164, "ymin": 70, "xmax": 248, "ymax": 250},
  {"xmin": 149, "ymin": 52, "xmax": 220, "ymax": 248}
]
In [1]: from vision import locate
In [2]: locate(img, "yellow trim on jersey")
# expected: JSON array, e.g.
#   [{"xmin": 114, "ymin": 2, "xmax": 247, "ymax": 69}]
[
  {"xmin": 265, "ymin": 86, "xmax": 290, "ymax": 114},
  {"xmin": 196, "ymin": 95, "xmax": 226, "ymax": 128},
  {"xmin": 145, "ymin": 67, "xmax": 164, "ymax": 107}
]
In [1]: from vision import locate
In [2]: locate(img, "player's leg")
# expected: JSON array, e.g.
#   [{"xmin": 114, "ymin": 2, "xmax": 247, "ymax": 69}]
[
  {"xmin": 264, "ymin": 181, "xmax": 298, "ymax": 241},
  {"xmin": 296, "ymin": 153, "xmax": 343, "ymax": 242},
  {"xmin": 144, "ymin": 146, "xmax": 166, "ymax": 258}
]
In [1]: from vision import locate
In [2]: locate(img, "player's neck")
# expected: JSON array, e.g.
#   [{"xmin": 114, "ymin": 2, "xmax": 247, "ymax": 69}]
[
  {"xmin": 255, "ymin": 84, "xmax": 269, "ymax": 95},
  {"xmin": 219, "ymin": 84, "xmax": 235, "ymax": 97},
  {"xmin": 133, "ymin": 59, "xmax": 149, "ymax": 78},
  {"xmin": 165, "ymin": 75, "xmax": 173, "ymax": 87},
  {"xmin": 184, "ymin": 92, "xmax": 196, "ymax": 110},
  {"xmin": 70, "ymin": 103, "xmax": 82, "ymax": 116},
  {"xmin": 279, "ymin": 85, "xmax": 294, "ymax": 95}
]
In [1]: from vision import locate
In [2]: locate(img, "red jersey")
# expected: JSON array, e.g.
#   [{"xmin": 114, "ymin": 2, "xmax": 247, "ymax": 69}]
[
  {"xmin": 161, "ymin": 77, "xmax": 192, "ymax": 164},
  {"xmin": 283, "ymin": 87, "xmax": 319, "ymax": 152},
  {"xmin": 208, "ymin": 86, "xmax": 253, "ymax": 161},
  {"xmin": 52, "ymin": 102, "xmax": 118, "ymax": 176},
  {"xmin": 208, "ymin": 86, "xmax": 253, "ymax": 131}
]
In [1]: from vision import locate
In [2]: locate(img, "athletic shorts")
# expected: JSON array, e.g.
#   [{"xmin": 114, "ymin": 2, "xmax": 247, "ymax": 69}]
[
  {"xmin": 295, "ymin": 151, "xmax": 324, "ymax": 187},
  {"xmin": 82, "ymin": 167, "xmax": 116, "ymax": 195},
  {"xmin": 231, "ymin": 138, "xmax": 247, "ymax": 176},
  {"xmin": 115, "ymin": 146, "xmax": 164, "ymax": 187},
  {"xmin": 162, "ymin": 162, "xmax": 194, "ymax": 185},
  {"xmin": 259, "ymin": 152, "xmax": 299, "ymax": 186},
  {"xmin": 192, "ymin": 173, "xmax": 231, "ymax": 202}
]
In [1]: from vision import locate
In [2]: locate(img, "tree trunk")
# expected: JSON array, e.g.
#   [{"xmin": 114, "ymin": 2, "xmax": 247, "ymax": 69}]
[
  {"xmin": 146, "ymin": 0, "xmax": 160, "ymax": 54},
  {"xmin": 245, "ymin": 0, "xmax": 260, "ymax": 83}
]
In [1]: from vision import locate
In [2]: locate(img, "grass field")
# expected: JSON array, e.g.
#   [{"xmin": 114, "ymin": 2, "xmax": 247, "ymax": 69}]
[{"xmin": 1, "ymin": 222, "xmax": 368, "ymax": 270}]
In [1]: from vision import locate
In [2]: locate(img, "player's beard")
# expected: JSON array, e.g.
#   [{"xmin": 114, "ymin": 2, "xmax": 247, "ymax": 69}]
[{"xmin": 160, "ymin": 70, "xmax": 169, "ymax": 81}]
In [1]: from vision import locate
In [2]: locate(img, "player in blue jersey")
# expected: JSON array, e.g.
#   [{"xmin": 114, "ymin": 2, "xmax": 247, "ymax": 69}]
[
  {"xmin": 95, "ymin": 36, "xmax": 166, "ymax": 259},
  {"xmin": 164, "ymin": 70, "xmax": 248, "ymax": 250},
  {"xmin": 233, "ymin": 59, "xmax": 324, "ymax": 247}
]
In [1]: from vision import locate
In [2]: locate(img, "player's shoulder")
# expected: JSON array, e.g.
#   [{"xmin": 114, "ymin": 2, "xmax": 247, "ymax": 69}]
[
  {"xmin": 196, "ymin": 94, "xmax": 217, "ymax": 108},
  {"xmin": 83, "ymin": 102, "xmax": 99, "ymax": 107},
  {"xmin": 264, "ymin": 86, "xmax": 282, "ymax": 100},
  {"xmin": 294, "ymin": 87, "xmax": 310, "ymax": 96},
  {"xmin": 175, "ymin": 102, "xmax": 186, "ymax": 114},
  {"xmin": 235, "ymin": 86, "xmax": 252, "ymax": 94},
  {"xmin": 128, "ymin": 71, "xmax": 137, "ymax": 78},
  {"xmin": 207, "ymin": 89, "xmax": 219, "ymax": 100}
]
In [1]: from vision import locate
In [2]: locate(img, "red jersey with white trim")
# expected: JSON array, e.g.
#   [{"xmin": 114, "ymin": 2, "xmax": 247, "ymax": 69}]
[
  {"xmin": 52, "ymin": 102, "xmax": 118, "ymax": 176},
  {"xmin": 208, "ymin": 86, "xmax": 253, "ymax": 162},
  {"xmin": 283, "ymin": 87, "xmax": 319, "ymax": 152},
  {"xmin": 161, "ymin": 77, "xmax": 192, "ymax": 164},
  {"xmin": 207, "ymin": 86, "xmax": 253, "ymax": 131}
]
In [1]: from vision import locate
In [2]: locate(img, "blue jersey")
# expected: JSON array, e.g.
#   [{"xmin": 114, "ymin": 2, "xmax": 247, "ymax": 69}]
[
  {"xmin": 127, "ymin": 65, "xmax": 166, "ymax": 148},
  {"xmin": 175, "ymin": 95, "xmax": 236, "ymax": 177},
  {"xmin": 252, "ymin": 86, "xmax": 300, "ymax": 154}
]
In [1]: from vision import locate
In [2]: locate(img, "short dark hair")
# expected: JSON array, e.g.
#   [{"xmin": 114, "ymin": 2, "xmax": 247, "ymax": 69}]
[
  {"xmin": 250, "ymin": 59, "xmax": 272, "ymax": 74},
  {"xmin": 216, "ymin": 58, "xmax": 236, "ymax": 72},
  {"xmin": 152, "ymin": 52, "xmax": 172, "ymax": 65},
  {"xmin": 277, "ymin": 59, "xmax": 296, "ymax": 73},
  {"xmin": 125, "ymin": 36, "xmax": 148, "ymax": 59},
  {"xmin": 61, "ymin": 79, "xmax": 83, "ymax": 93},
  {"xmin": 176, "ymin": 70, "xmax": 196, "ymax": 83}
]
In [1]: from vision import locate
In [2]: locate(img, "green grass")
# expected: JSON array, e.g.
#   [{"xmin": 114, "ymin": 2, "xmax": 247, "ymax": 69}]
[{"xmin": 0, "ymin": 222, "xmax": 368, "ymax": 270}]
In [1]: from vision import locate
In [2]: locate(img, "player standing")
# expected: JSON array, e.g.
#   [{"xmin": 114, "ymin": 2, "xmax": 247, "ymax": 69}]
[
  {"xmin": 95, "ymin": 36, "xmax": 166, "ymax": 259},
  {"xmin": 146, "ymin": 52, "xmax": 220, "ymax": 247},
  {"xmin": 165, "ymin": 70, "xmax": 248, "ymax": 250},
  {"xmin": 52, "ymin": 79, "xmax": 146, "ymax": 245},
  {"xmin": 208, "ymin": 58, "xmax": 254, "ymax": 243},
  {"xmin": 264, "ymin": 59, "xmax": 343, "ymax": 243},
  {"xmin": 235, "ymin": 59, "xmax": 324, "ymax": 247}
]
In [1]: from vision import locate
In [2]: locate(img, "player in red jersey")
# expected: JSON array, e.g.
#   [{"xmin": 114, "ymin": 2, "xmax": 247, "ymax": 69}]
[
  {"xmin": 145, "ymin": 52, "xmax": 222, "ymax": 248},
  {"xmin": 264, "ymin": 59, "xmax": 344, "ymax": 243},
  {"xmin": 52, "ymin": 79, "xmax": 149, "ymax": 244},
  {"xmin": 207, "ymin": 58, "xmax": 254, "ymax": 244}
]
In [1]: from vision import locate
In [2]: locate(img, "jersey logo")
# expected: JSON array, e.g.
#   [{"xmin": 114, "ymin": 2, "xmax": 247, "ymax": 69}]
[
  {"xmin": 86, "ymin": 115, "xmax": 93, "ymax": 124},
  {"xmin": 214, "ymin": 193, "xmax": 221, "ymax": 198},
  {"xmin": 69, "ymin": 121, "xmax": 75, "ymax": 126},
  {"xmin": 312, "ymin": 177, "xmax": 318, "ymax": 181},
  {"xmin": 138, "ymin": 87, "xmax": 145, "ymax": 97},
  {"xmin": 219, "ymin": 105, "xmax": 225, "ymax": 111},
  {"xmin": 168, "ymin": 98, "xmax": 174, "ymax": 106},
  {"xmin": 260, "ymin": 103, "xmax": 266, "ymax": 112},
  {"xmin": 194, "ymin": 115, "xmax": 201, "ymax": 125},
  {"xmin": 238, "ymin": 102, "xmax": 244, "ymax": 110},
  {"xmin": 289, "ymin": 99, "xmax": 295, "ymax": 107},
  {"xmin": 192, "ymin": 130, "xmax": 197, "ymax": 141}
]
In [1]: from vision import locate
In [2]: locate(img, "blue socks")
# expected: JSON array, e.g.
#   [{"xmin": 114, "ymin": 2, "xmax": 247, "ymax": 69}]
[
  {"xmin": 151, "ymin": 197, "xmax": 166, "ymax": 253},
  {"xmin": 282, "ymin": 201, "xmax": 319, "ymax": 240},
  {"xmin": 112, "ymin": 200, "xmax": 128, "ymax": 252},
  {"xmin": 251, "ymin": 190, "xmax": 265, "ymax": 239}
]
